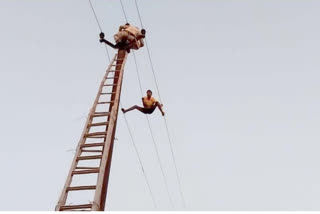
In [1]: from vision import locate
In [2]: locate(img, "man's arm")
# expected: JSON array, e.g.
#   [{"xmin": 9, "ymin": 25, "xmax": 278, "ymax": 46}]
[
  {"xmin": 152, "ymin": 98, "xmax": 158, "ymax": 106},
  {"xmin": 99, "ymin": 32, "xmax": 117, "ymax": 49}
]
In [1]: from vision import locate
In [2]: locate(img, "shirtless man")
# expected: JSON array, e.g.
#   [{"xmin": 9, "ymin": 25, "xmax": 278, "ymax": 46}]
[
  {"xmin": 99, "ymin": 23, "xmax": 145, "ymax": 50},
  {"xmin": 121, "ymin": 90, "xmax": 165, "ymax": 116}
]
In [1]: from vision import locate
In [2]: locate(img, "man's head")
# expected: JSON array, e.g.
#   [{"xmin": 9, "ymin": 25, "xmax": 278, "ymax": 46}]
[
  {"xmin": 125, "ymin": 23, "xmax": 130, "ymax": 26},
  {"xmin": 146, "ymin": 89, "xmax": 152, "ymax": 98}
]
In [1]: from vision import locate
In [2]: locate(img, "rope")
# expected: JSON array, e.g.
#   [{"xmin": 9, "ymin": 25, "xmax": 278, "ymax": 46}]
[
  {"xmin": 87, "ymin": 0, "xmax": 155, "ymax": 207},
  {"xmin": 88, "ymin": 0, "xmax": 110, "ymax": 62},
  {"xmin": 132, "ymin": 0, "xmax": 187, "ymax": 208}
]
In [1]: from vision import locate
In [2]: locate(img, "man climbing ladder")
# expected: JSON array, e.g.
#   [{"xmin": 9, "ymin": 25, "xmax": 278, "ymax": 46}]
[
  {"xmin": 99, "ymin": 23, "xmax": 146, "ymax": 52},
  {"xmin": 122, "ymin": 90, "xmax": 165, "ymax": 116}
]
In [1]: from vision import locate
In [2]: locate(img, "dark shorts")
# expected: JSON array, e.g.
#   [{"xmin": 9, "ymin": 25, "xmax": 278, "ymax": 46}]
[{"xmin": 141, "ymin": 106, "xmax": 156, "ymax": 114}]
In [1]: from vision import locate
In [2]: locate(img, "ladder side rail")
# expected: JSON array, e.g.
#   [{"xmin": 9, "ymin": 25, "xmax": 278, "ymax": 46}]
[
  {"xmin": 55, "ymin": 54, "xmax": 118, "ymax": 211},
  {"xmin": 91, "ymin": 54, "xmax": 118, "ymax": 111},
  {"xmin": 55, "ymin": 107, "xmax": 95, "ymax": 210},
  {"xmin": 92, "ymin": 50, "xmax": 128, "ymax": 211},
  {"xmin": 99, "ymin": 50, "xmax": 127, "ymax": 210}
]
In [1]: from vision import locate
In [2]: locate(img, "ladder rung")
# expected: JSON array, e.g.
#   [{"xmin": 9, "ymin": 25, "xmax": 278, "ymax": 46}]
[
  {"xmin": 91, "ymin": 112, "xmax": 110, "ymax": 117},
  {"xmin": 84, "ymin": 132, "xmax": 107, "ymax": 137},
  {"xmin": 100, "ymin": 92, "xmax": 115, "ymax": 95},
  {"xmin": 111, "ymin": 64, "xmax": 122, "ymax": 66},
  {"xmin": 97, "ymin": 101, "xmax": 114, "ymax": 104},
  {"xmin": 106, "ymin": 77, "xmax": 118, "ymax": 79},
  {"xmin": 103, "ymin": 84, "xmax": 117, "ymax": 86},
  {"xmin": 67, "ymin": 185, "xmax": 96, "ymax": 191},
  {"xmin": 80, "ymin": 143, "xmax": 105, "ymax": 148},
  {"xmin": 84, "ymin": 136, "xmax": 105, "ymax": 139},
  {"xmin": 72, "ymin": 168, "xmax": 100, "ymax": 174},
  {"xmin": 108, "ymin": 70, "xmax": 120, "ymax": 72},
  {"xmin": 94, "ymin": 111, "xmax": 110, "ymax": 114},
  {"xmin": 76, "ymin": 166, "xmax": 100, "ymax": 170},
  {"xmin": 76, "ymin": 155, "xmax": 103, "ymax": 161},
  {"xmin": 81, "ymin": 149, "xmax": 103, "ymax": 153},
  {"xmin": 88, "ymin": 122, "xmax": 108, "ymax": 127},
  {"xmin": 60, "ymin": 204, "xmax": 93, "ymax": 211}
]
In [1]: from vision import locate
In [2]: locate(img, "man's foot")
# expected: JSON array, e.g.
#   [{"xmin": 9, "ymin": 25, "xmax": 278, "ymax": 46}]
[
  {"xmin": 160, "ymin": 104, "xmax": 164, "ymax": 116},
  {"xmin": 121, "ymin": 108, "xmax": 126, "ymax": 114}
]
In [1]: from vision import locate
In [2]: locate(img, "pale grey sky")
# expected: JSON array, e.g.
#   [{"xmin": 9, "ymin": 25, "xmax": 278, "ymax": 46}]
[{"xmin": 1, "ymin": 0, "xmax": 320, "ymax": 211}]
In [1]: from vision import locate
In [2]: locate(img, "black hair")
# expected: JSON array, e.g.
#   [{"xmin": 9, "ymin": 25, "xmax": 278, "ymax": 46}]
[
  {"xmin": 125, "ymin": 23, "xmax": 130, "ymax": 25},
  {"xmin": 147, "ymin": 89, "xmax": 152, "ymax": 94}
]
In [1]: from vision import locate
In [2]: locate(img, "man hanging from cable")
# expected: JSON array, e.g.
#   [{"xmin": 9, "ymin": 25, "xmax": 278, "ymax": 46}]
[
  {"xmin": 99, "ymin": 23, "xmax": 146, "ymax": 52},
  {"xmin": 121, "ymin": 89, "xmax": 165, "ymax": 116}
]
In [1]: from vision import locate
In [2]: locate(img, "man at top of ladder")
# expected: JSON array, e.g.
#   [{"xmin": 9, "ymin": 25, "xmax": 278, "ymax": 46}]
[
  {"xmin": 115, "ymin": 23, "xmax": 145, "ymax": 49},
  {"xmin": 99, "ymin": 23, "xmax": 146, "ymax": 51},
  {"xmin": 121, "ymin": 89, "xmax": 165, "ymax": 116}
]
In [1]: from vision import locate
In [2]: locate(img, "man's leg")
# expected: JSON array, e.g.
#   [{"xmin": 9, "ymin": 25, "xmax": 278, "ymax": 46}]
[
  {"xmin": 155, "ymin": 102, "xmax": 165, "ymax": 116},
  {"xmin": 121, "ymin": 105, "xmax": 145, "ymax": 114},
  {"xmin": 139, "ymin": 38, "xmax": 144, "ymax": 48}
]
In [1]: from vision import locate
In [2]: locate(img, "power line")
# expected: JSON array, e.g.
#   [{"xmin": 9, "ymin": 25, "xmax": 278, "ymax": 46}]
[
  {"xmin": 132, "ymin": 0, "xmax": 187, "ymax": 208},
  {"xmin": 88, "ymin": 0, "xmax": 103, "ymax": 32},
  {"xmin": 132, "ymin": 52, "xmax": 144, "ymax": 94},
  {"xmin": 103, "ymin": 42, "xmax": 111, "ymax": 62},
  {"xmin": 132, "ymin": 51, "xmax": 175, "ymax": 209},
  {"xmin": 88, "ymin": 0, "xmax": 110, "ymax": 62},
  {"xmin": 145, "ymin": 114, "xmax": 174, "ymax": 208},
  {"xmin": 133, "ymin": 0, "xmax": 144, "ymax": 29},
  {"xmin": 118, "ymin": 0, "xmax": 175, "ymax": 206},
  {"xmin": 124, "ymin": 51, "xmax": 174, "ymax": 209},
  {"xmin": 87, "ymin": 0, "xmax": 155, "ymax": 208},
  {"xmin": 163, "ymin": 117, "xmax": 186, "ymax": 208},
  {"xmin": 120, "ymin": 103, "xmax": 157, "ymax": 208},
  {"xmin": 119, "ymin": 0, "xmax": 129, "ymax": 23}
]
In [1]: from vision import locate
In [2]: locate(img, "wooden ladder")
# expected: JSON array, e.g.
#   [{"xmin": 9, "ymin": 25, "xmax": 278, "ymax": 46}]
[{"xmin": 55, "ymin": 50, "xmax": 128, "ymax": 211}]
